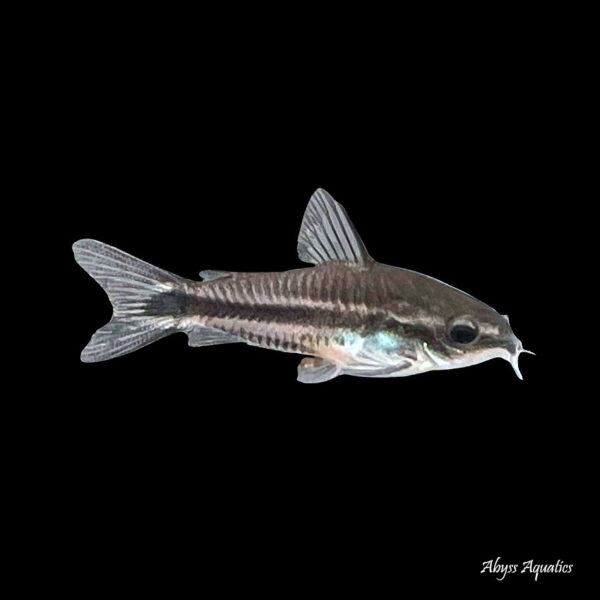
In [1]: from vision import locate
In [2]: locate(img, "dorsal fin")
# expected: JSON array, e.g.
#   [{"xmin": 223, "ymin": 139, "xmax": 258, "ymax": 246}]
[{"xmin": 297, "ymin": 188, "xmax": 372, "ymax": 265}]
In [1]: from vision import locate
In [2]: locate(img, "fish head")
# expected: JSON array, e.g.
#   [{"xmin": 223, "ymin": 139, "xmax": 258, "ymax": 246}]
[
  {"xmin": 433, "ymin": 306, "xmax": 533, "ymax": 379},
  {"xmin": 387, "ymin": 270, "xmax": 533, "ymax": 379}
]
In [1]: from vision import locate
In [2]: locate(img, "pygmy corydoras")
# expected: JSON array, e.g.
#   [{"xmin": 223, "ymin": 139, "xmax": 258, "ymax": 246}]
[{"xmin": 74, "ymin": 188, "xmax": 533, "ymax": 383}]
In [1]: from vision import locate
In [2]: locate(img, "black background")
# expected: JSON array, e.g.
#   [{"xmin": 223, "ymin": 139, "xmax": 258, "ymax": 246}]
[{"xmin": 38, "ymin": 8, "xmax": 592, "ymax": 593}]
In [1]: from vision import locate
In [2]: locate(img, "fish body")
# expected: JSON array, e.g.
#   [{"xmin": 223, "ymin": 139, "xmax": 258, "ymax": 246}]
[{"xmin": 74, "ymin": 189, "xmax": 532, "ymax": 382}]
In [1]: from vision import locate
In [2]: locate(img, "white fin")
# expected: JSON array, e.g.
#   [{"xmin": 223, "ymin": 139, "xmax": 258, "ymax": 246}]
[
  {"xmin": 79, "ymin": 316, "xmax": 176, "ymax": 362},
  {"xmin": 297, "ymin": 357, "xmax": 341, "ymax": 383},
  {"xmin": 297, "ymin": 188, "xmax": 372, "ymax": 265},
  {"xmin": 344, "ymin": 362, "xmax": 411, "ymax": 377},
  {"xmin": 187, "ymin": 327, "xmax": 243, "ymax": 347},
  {"xmin": 73, "ymin": 239, "xmax": 184, "ymax": 362},
  {"xmin": 199, "ymin": 270, "xmax": 232, "ymax": 281}
]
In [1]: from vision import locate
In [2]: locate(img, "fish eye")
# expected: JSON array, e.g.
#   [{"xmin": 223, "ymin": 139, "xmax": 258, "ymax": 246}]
[{"xmin": 449, "ymin": 323, "xmax": 478, "ymax": 344}]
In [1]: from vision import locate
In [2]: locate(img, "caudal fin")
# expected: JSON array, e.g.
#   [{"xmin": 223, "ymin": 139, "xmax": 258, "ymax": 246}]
[{"xmin": 73, "ymin": 239, "xmax": 189, "ymax": 362}]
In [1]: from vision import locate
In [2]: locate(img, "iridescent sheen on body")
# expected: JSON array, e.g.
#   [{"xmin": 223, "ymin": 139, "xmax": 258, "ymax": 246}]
[{"xmin": 74, "ymin": 188, "xmax": 532, "ymax": 382}]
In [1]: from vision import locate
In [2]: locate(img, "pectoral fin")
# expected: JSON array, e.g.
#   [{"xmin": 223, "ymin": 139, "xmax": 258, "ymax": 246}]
[
  {"xmin": 297, "ymin": 357, "xmax": 341, "ymax": 384},
  {"xmin": 343, "ymin": 361, "xmax": 411, "ymax": 377}
]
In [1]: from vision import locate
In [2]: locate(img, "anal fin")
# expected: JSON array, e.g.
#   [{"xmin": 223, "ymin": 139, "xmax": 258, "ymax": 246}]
[
  {"xmin": 187, "ymin": 327, "xmax": 243, "ymax": 347},
  {"xmin": 297, "ymin": 357, "xmax": 341, "ymax": 384}
]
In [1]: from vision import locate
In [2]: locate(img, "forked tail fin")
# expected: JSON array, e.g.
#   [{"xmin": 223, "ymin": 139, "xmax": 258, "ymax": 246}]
[{"xmin": 73, "ymin": 239, "xmax": 188, "ymax": 362}]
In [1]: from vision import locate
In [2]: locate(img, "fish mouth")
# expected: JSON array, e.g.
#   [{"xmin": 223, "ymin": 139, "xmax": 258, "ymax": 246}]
[{"xmin": 505, "ymin": 336, "xmax": 535, "ymax": 380}]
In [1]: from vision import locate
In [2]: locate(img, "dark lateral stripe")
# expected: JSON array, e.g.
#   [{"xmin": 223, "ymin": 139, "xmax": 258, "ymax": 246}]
[
  {"xmin": 144, "ymin": 289, "xmax": 192, "ymax": 316},
  {"xmin": 195, "ymin": 296, "xmax": 381, "ymax": 330},
  {"xmin": 145, "ymin": 266, "xmax": 398, "ymax": 334},
  {"xmin": 206, "ymin": 267, "xmax": 373, "ymax": 308}
]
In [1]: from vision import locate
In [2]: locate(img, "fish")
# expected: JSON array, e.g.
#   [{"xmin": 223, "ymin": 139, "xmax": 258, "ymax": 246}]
[{"xmin": 73, "ymin": 188, "xmax": 533, "ymax": 383}]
